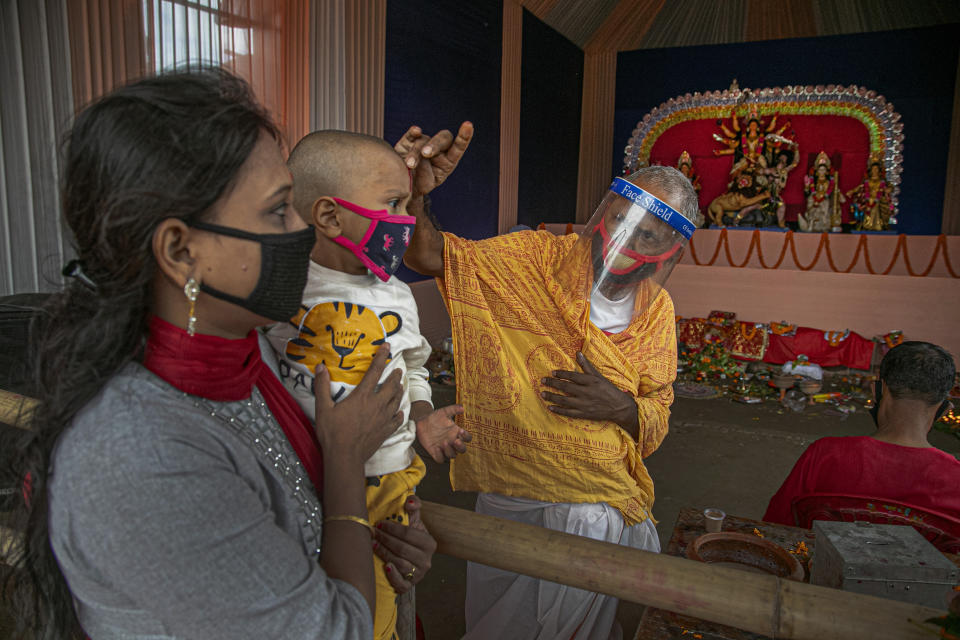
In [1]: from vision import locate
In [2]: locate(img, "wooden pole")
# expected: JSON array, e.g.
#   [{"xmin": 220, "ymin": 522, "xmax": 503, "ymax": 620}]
[
  {"xmin": 0, "ymin": 389, "xmax": 35, "ymax": 429},
  {"xmin": 419, "ymin": 501, "xmax": 944, "ymax": 640}
]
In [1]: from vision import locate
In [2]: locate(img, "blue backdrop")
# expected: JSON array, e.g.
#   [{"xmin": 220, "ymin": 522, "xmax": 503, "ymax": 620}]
[
  {"xmin": 385, "ymin": 0, "xmax": 503, "ymax": 282},
  {"xmin": 518, "ymin": 9, "xmax": 583, "ymax": 228},
  {"xmin": 614, "ymin": 24, "xmax": 960, "ymax": 236}
]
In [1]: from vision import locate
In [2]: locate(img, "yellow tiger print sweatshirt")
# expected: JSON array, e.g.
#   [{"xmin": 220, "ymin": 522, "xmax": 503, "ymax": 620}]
[{"xmin": 264, "ymin": 261, "xmax": 433, "ymax": 476}]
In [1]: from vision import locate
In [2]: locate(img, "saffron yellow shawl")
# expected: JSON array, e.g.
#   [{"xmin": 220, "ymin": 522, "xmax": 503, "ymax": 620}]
[{"xmin": 438, "ymin": 230, "xmax": 676, "ymax": 525}]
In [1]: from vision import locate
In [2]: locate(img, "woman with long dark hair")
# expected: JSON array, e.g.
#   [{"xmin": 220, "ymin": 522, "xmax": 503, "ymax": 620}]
[{"xmin": 5, "ymin": 69, "xmax": 435, "ymax": 639}]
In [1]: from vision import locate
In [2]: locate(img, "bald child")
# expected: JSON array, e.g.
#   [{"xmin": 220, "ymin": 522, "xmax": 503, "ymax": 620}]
[{"xmin": 265, "ymin": 131, "xmax": 470, "ymax": 640}]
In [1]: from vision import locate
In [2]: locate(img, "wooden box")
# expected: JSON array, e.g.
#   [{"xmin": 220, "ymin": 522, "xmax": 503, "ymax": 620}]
[{"xmin": 811, "ymin": 520, "xmax": 958, "ymax": 608}]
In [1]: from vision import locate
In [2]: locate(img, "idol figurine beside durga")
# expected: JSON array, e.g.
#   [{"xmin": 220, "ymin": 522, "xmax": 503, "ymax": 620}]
[
  {"xmin": 677, "ymin": 151, "xmax": 702, "ymax": 197},
  {"xmin": 846, "ymin": 152, "xmax": 894, "ymax": 231},
  {"xmin": 798, "ymin": 151, "xmax": 845, "ymax": 232}
]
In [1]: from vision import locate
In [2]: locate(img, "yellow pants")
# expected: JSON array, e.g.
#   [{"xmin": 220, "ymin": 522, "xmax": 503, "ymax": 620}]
[{"xmin": 366, "ymin": 454, "xmax": 426, "ymax": 640}]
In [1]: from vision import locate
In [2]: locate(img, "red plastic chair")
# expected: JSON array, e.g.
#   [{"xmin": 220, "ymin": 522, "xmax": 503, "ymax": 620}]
[{"xmin": 791, "ymin": 493, "xmax": 960, "ymax": 554}]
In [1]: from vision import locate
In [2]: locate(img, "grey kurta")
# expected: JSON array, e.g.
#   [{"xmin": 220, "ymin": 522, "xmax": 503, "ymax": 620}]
[{"xmin": 48, "ymin": 363, "xmax": 372, "ymax": 639}]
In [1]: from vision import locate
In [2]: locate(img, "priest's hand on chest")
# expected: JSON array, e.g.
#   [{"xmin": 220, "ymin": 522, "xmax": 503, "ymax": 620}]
[{"xmin": 540, "ymin": 352, "xmax": 640, "ymax": 441}]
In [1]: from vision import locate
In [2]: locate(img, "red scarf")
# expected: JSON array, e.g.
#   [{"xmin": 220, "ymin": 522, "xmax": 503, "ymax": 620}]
[{"xmin": 143, "ymin": 316, "xmax": 323, "ymax": 493}]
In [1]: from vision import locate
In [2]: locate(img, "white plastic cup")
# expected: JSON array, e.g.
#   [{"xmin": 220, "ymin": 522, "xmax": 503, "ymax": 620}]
[{"xmin": 704, "ymin": 508, "xmax": 726, "ymax": 533}]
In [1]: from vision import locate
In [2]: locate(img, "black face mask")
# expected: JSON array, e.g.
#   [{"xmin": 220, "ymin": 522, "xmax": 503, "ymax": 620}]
[
  {"xmin": 871, "ymin": 380, "xmax": 951, "ymax": 427},
  {"xmin": 189, "ymin": 221, "xmax": 314, "ymax": 322}
]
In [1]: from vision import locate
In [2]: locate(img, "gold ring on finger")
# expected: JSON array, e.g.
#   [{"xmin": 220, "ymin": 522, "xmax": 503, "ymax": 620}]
[{"xmin": 404, "ymin": 567, "xmax": 417, "ymax": 581}]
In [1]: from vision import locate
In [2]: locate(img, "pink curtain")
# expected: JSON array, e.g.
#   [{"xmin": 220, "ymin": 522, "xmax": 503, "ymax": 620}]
[
  {"xmin": 205, "ymin": 0, "xmax": 310, "ymax": 148},
  {"xmin": 66, "ymin": 0, "xmax": 146, "ymax": 111},
  {"xmin": 68, "ymin": 0, "xmax": 309, "ymax": 148}
]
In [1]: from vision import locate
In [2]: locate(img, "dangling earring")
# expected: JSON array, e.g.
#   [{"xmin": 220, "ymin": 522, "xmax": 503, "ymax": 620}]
[{"xmin": 184, "ymin": 277, "xmax": 200, "ymax": 336}]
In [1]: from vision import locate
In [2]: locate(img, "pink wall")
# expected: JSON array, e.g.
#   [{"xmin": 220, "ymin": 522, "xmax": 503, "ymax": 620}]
[{"xmin": 667, "ymin": 264, "xmax": 960, "ymax": 366}]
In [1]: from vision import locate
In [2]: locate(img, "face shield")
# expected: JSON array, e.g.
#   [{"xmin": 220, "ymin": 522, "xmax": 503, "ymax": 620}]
[{"xmin": 556, "ymin": 176, "xmax": 696, "ymax": 321}]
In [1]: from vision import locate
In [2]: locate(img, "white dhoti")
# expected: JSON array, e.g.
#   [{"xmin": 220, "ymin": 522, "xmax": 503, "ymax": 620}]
[{"xmin": 463, "ymin": 492, "xmax": 661, "ymax": 640}]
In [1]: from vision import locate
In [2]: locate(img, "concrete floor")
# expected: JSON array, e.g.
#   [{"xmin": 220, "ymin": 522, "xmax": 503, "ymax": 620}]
[{"xmin": 413, "ymin": 386, "xmax": 960, "ymax": 639}]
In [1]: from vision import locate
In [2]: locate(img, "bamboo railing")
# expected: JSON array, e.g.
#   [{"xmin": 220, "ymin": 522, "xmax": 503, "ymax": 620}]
[
  {"xmin": 1, "ymin": 389, "xmax": 30, "ymax": 569},
  {"xmin": 0, "ymin": 389, "xmax": 948, "ymax": 637},
  {"xmin": 0, "ymin": 389, "xmax": 34, "ymax": 430},
  {"xmin": 419, "ymin": 500, "xmax": 946, "ymax": 640}
]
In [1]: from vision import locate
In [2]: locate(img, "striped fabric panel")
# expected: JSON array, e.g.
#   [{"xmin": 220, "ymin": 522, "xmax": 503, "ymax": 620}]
[
  {"xmin": 311, "ymin": 0, "xmax": 347, "ymax": 131},
  {"xmin": 814, "ymin": 0, "xmax": 960, "ymax": 37},
  {"xmin": 1, "ymin": 0, "xmax": 318, "ymax": 296},
  {"xmin": 545, "ymin": 0, "xmax": 620, "ymax": 49},
  {"xmin": 539, "ymin": 0, "xmax": 960, "ymax": 50},
  {"xmin": 500, "ymin": 0, "xmax": 523, "ymax": 234},
  {"xmin": 638, "ymin": 0, "xmax": 749, "ymax": 49},
  {"xmin": 576, "ymin": 50, "xmax": 618, "ymax": 222},
  {"xmin": 343, "ymin": 0, "xmax": 385, "ymax": 137},
  {"xmin": 745, "ymin": 0, "xmax": 817, "ymax": 42},
  {"xmin": 522, "ymin": 0, "xmax": 563, "ymax": 21},
  {"xmin": 70, "ymin": 0, "xmax": 146, "ymax": 113},
  {"xmin": 587, "ymin": 0, "xmax": 667, "ymax": 53},
  {"xmin": 0, "ymin": 0, "xmax": 74, "ymax": 296}
]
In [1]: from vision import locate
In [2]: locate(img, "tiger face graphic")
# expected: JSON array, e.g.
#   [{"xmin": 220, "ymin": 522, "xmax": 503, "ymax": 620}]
[{"xmin": 285, "ymin": 302, "xmax": 401, "ymax": 397}]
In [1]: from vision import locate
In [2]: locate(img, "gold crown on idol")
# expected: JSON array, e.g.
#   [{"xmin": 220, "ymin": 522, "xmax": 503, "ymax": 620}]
[
  {"xmin": 747, "ymin": 105, "xmax": 761, "ymax": 123},
  {"xmin": 677, "ymin": 150, "xmax": 692, "ymax": 168},
  {"xmin": 814, "ymin": 150, "xmax": 831, "ymax": 168},
  {"xmin": 868, "ymin": 151, "xmax": 884, "ymax": 168}
]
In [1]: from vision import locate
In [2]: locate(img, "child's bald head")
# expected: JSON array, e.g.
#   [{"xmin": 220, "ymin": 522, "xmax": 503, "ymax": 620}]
[{"xmin": 288, "ymin": 130, "xmax": 401, "ymax": 224}]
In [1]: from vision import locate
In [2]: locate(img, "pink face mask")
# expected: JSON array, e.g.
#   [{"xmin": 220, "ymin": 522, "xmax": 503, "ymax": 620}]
[
  {"xmin": 332, "ymin": 197, "xmax": 417, "ymax": 282},
  {"xmin": 594, "ymin": 222, "xmax": 682, "ymax": 275}
]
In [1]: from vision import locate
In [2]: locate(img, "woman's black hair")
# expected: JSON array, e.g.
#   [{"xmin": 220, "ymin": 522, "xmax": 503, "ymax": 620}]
[{"xmin": 5, "ymin": 68, "xmax": 279, "ymax": 639}]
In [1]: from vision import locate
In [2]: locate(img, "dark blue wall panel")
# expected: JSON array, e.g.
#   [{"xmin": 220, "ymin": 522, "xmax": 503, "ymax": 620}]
[
  {"xmin": 385, "ymin": 0, "xmax": 502, "ymax": 282},
  {"xmin": 614, "ymin": 24, "xmax": 960, "ymax": 235},
  {"xmin": 517, "ymin": 9, "xmax": 583, "ymax": 228}
]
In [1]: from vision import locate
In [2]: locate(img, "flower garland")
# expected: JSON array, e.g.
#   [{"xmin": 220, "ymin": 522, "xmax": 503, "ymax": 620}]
[
  {"xmin": 769, "ymin": 322, "xmax": 797, "ymax": 336},
  {"xmin": 685, "ymin": 229, "xmax": 960, "ymax": 278},
  {"xmin": 804, "ymin": 168, "xmax": 836, "ymax": 205},
  {"xmin": 679, "ymin": 341, "xmax": 745, "ymax": 384},
  {"xmin": 740, "ymin": 323, "xmax": 759, "ymax": 342},
  {"xmin": 825, "ymin": 330, "xmax": 849, "ymax": 347}
]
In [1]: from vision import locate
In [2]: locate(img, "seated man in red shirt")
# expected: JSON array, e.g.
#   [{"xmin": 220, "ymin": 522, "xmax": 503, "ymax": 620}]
[{"xmin": 764, "ymin": 341, "xmax": 959, "ymax": 525}]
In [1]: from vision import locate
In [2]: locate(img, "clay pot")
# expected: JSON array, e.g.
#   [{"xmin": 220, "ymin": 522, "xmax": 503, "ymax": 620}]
[
  {"xmin": 772, "ymin": 374, "xmax": 796, "ymax": 390},
  {"xmin": 797, "ymin": 379, "xmax": 822, "ymax": 395}
]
